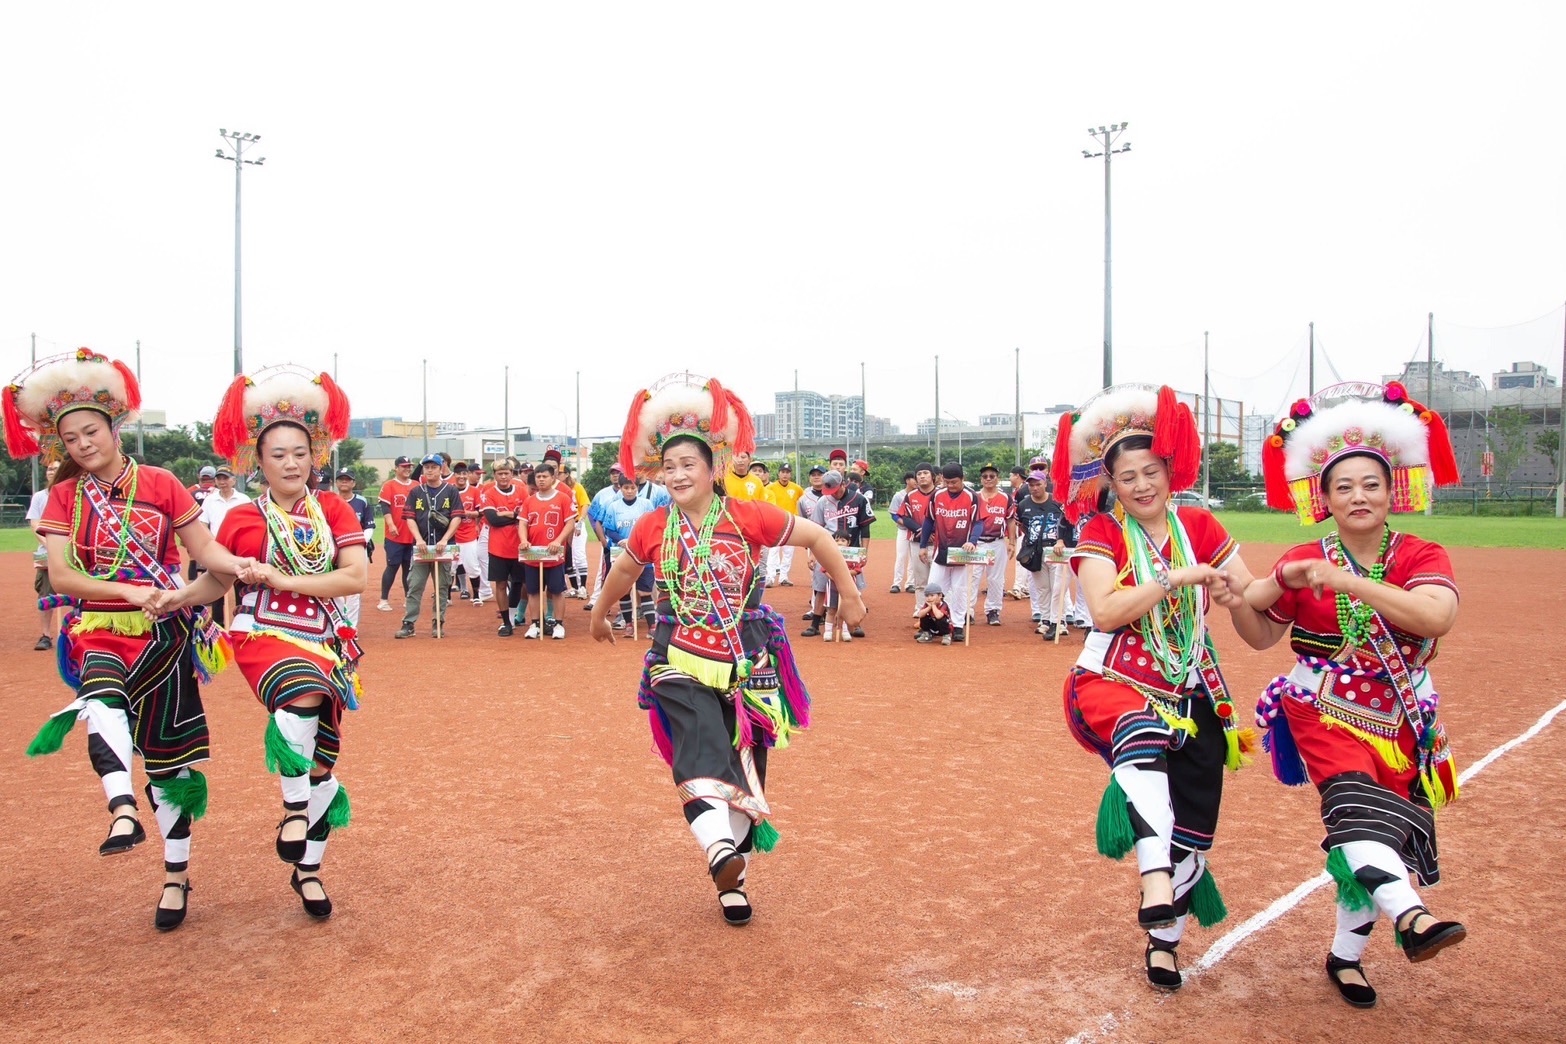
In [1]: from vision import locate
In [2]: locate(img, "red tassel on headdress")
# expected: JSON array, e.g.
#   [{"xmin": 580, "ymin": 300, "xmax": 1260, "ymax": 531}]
[
  {"xmin": 727, "ymin": 388, "xmax": 756, "ymax": 455},
  {"xmin": 111, "ymin": 361, "xmax": 142, "ymax": 412},
  {"xmin": 1050, "ymin": 411, "xmax": 1074, "ymax": 494},
  {"xmin": 212, "ymin": 374, "xmax": 253, "ymax": 461},
  {"xmin": 2, "ymin": 385, "xmax": 41, "ymax": 458},
  {"xmin": 1152, "ymin": 386, "xmax": 1201, "ymax": 492},
  {"xmin": 705, "ymin": 378, "xmax": 731, "ymax": 441},
  {"xmin": 1422, "ymin": 408, "xmax": 1461, "ymax": 486},
  {"xmin": 1262, "ymin": 430, "xmax": 1293, "ymax": 510},
  {"xmin": 618, "ymin": 389, "xmax": 650, "ymax": 476},
  {"xmin": 318, "ymin": 372, "xmax": 352, "ymax": 441}
]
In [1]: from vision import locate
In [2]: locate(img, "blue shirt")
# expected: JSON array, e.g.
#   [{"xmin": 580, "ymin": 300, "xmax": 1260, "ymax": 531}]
[{"xmin": 594, "ymin": 494, "xmax": 655, "ymax": 546}]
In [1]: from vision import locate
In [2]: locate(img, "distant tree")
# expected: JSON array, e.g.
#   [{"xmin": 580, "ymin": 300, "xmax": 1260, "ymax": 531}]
[
  {"xmin": 166, "ymin": 455, "xmax": 209, "ymax": 486},
  {"xmin": 1535, "ymin": 427, "xmax": 1560, "ymax": 478},
  {"xmin": 584, "ymin": 440, "xmax": 621, "ymax": 494},
  {"xmin": 1204, "ymin": 442, "xmax": 1252, "ymax": 489},
  {"xmin": 1487, "ymin": 407, "xmax": 1530, "ymax": 488}
]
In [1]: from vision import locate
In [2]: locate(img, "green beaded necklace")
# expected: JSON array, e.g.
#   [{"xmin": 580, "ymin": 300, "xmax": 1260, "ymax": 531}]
[
  {"xmin": 261, "ymin": 492, "xmax": 334, "ymax": 575},
  {"xmin": 67, "ymin": 456, "xmax": 140, "ymax": 579},
  {"xmin": 1124, "ymin": 508, "xmax": 1202, "ymax": 685},
  {"xmin": 1327, "ymin": 525, "xmax": 1390, "ymax": 648},
  {"xmin": 658, "ymin": 496, "xmax": 755, "ymax": 623}
]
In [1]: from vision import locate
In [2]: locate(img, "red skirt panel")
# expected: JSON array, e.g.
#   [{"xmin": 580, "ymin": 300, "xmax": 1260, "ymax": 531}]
[{"xmin": 1282, "ymin": 694, "xmax": 1418, "ymax": 796}]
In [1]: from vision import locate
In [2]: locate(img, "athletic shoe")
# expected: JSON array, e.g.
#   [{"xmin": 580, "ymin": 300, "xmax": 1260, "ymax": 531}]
[
  {"xmin": 850, "ymin": 626, "xmax": 865, "ymax": 638},
  {"xmin": 551, "ymin": 621, "xmax": 566, "ymax": 640},
  {"xmin": 986, "ymin": 609, "xmax": 1001, "ymax": 626},
  {"xmin": 889, "ymin": 584, "xmax": 901, "ymax": 593},
  {"xmin": 497, "ymin": 620, "xmax": 513, "ymax": 637},
  {"xmin": 34, "ymin": 635, "xmax": 52, "ymax": 651},
  {"xmin": 473, "ymin": 597, "xmax": 486, "ymax": 607},
  {"xmin": 802, "ymin": 608, "xmax": 815, "ymax": 621},
  {"xmin": 916, "ymin": 631, "xmax": 933, "ymax": 643},
  {"xmin": 376, "ymin": 600, "xmax": 393, "ymax": 612},
  {"xmin": 822, "ymin": 625, "xmax": 834, "ymax": 642},
  {"xmin": 841, "ymin": 631, "xmax": 853, "ymax": 643},
  {"xmin": 524, "ymin": 622, "xmax": 541, "ymax": 639},
  {"xmin": 1009, "ymin": 586, "xmax": 1023, "ymax": 600},
  {"xmin": 513, "ymin": 609, "xmax": 525, "ymax": 626},
  {"xmin": 1035, "ymin": 621, "xmax": 1049, "ymax": 636},
  {"xmin": 1031, "ymin": 612, "xmax": 1043, "ymax": 623},
  {"xmin": 1057, "ymin": 624, "xmax": 1072, "ymax": 637},
  {"xmin": 779, "ymin": 579, "xmax": 794, "ymax": 587},
  {"xmin": 952, "ymin": 627, "xmax": 966, "ymax": 643},
  {"xmin": 613, "ymin": 616, "xmax": 628, "ymax": 631},
  {"xmin": 394, "ymin": 624, "xmax": 415, "ymax": 639},
  {"xmin": 584, "ymin": 600, "xmax": 595, "ymax": 612},
  {"xmin": 801, "ymin": 623, "xmax": 821, "ymax": 638},
  {"xmin": 1040, "ymin": 623, "xmax": 1060, "ymax": 640},
  {"xmin": 911, "ymin": 606, "xmax": 923, "ymax": 618},
  {"xmin": 940, "ymin": 634, "xmax": 952, "ymax": 646},
  {"xmin": 458, "ymin": 590, "xmax": 470, "ymax": 600}
]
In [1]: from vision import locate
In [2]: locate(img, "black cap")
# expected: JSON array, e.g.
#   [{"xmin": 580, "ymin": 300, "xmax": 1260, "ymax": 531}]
[
  {"xmin": 915, "ymin": 462, "xmax": 935, "ymax": 475},
  {"xmin": 808, "ymin": 465, "xmax": 825, "ymax": 475},
  {"xmin": 335, "ymin": 469, "xmax": 354, "ymax": 480},
  {"xmin": 394, "ymin": 455, "xmax": 413, "ymax": 467},
  {"xmin": 979, "ymin": 463, "xmax": 999, "ymax": 474},
  {"xmin": 941, "ymin": 462, "xmax": 964, "ymax": 480}
]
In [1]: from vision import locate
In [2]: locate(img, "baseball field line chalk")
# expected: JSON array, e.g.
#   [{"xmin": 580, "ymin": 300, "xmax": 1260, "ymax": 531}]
[{"xmin": 1067, "ymin": 697, "xmax": 1566, "ymax": 1041}]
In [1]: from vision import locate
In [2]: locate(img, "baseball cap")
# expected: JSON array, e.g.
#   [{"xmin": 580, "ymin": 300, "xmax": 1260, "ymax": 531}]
[
  {"xmin": 852, "ymin": 459, "xmax": 868, "ymax": 472},
  {"xmin": 420, "ymin": 454, "xmax": 442, "ymax": 466},
  {"xmin": 335, "ymin": 468, "xmax": 355, "ymax": 480},
  {"xmin": 822, "ymin": 469, "xmax": 844, "ymax": 489},
  {"xmin": 924, "ymin": 582, "xmax": 944, "ymax": 597},
  {"xmin": 215, "ymin": 465, "xmax": 234, "ymax": 478},
  {"xmin": 394, "ymin": 455, "xmax": 413, "ymax": 467},
  {"xmin": 941, "ymin": 463, "xmax": 964, "ymax": 479},
  {"xmin": 808, "ymin": 465, "xmax": 825, "ymax": 475},
  {"xmin": 828, "ymin": 447, "xmax": 847, "ymax": 461},
  {"xmin": 1028, "ymin": 469, "xmax": 1050, "ymax": 482},
  {"xmin": 979, "ymin": 463, "xmax": 999, "ymax": 474},
  {"xmin": 198, "ymin": 465, "xmax": 217, "ymax": 478}
]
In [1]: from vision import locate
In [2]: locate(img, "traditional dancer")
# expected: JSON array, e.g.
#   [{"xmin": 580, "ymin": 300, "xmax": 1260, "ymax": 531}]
[
  {"xmin": 1055, "ymin": 384, "xmax": 1271, "ymax": 990},
  {"xmin": 165, "ymin": 365, "xmax": 365, "ymax": 920},
  {"xmin": 592, "ymin": 374, "xmax": 864, "ymax": 925},
  {"xmin": 1247, "ymin": 381, "xmax": 1465, "ymax": 1008},
  {"xmin": 12, "ymin": 349, "xmax": 235, "ymax": 931}
]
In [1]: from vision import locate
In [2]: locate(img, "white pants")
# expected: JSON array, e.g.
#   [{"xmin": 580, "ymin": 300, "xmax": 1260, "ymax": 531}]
[
  {"xmin": 767, "ymin": 545, "xmax": 796, "ymax": 582},
  {"xmin": 569, "ymin": 526, "xmax": 588, "ymax": 584},
  {"xmin": 336, "ymin": 594, "xmax": 361, "ymax": 628},
  {"xmin": 927, "ymin": 561, "xmax": 972, "ymax": 628},
  {"xmin": 892, "ymin": 531, "xmax": 913, "ymax": 587},
  {"xmin": 458, "ymin": 540, "xmax": 493, "ymax": 600},
  {"xmin": 978, "ymin": 541, "xmax": 1008, "ymax": 612},
  {"xmin": 1033, "ymin": 563, "xmax": 1072, "ymax": 623},
  {"xmin": 1069, "ymin": 570, "xmax": 1091, "ymax": 625}
]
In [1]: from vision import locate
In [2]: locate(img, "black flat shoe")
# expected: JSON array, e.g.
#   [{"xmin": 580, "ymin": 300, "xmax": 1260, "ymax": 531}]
[
  {"xmin": 291, "ymin": 867, "xmax": 333, "ymax": 919},
  {"xmin": 276, "ymin": 813, "xmax": 309, "ymax": 864},
  {"xmin": 1145, "ymin": 937, "xmax": 1182, "ymax": 991},
  {"xmin": 1400, "ymin": 909, "xmax": 1466, "ymax": 962},
  {"xmin": 1138, "ymin": 870, "xmax": 1177, "ymax": 929},
  {"xmin": 155, "ymin": 879, "xmax": 190, "ymax": 932},
  {"xmin": 708, "ymin": 841, "xmax": 745, "ymax": 891},
  {"xmin": 1326, "ymin": 953, "xmax": 1377, "ymax": 1008},
  {"xmin": 100, "ymin": 813, "xmax": 146, "ymax": 856},
  {"xmin": 718, "ymin": 888, "xmax": 752, "ymax": 926}
]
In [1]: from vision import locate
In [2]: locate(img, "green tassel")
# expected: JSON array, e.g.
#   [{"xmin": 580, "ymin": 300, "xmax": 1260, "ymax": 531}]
[
  {"xmin": 152, "ymin": 770, "xmax": 209, "ymax": 821},
  {"xmin": 326, "ymin": 783, "xmax": 352, "ymax": 829},
  {"xmin": 263, "ymin": 718, "xmax": 314, "ymax": 776},
  {"xmin": 1326, "ymin": 847, "xmax": 1373, "ymax": 912},
  {"xmin": 1189, "ymin": 866, "xmax": 1228, "ymax": 927},
  {"xmin": 26, "ymin": 709, "xmax": 78, "ymax": 757},
  {"xmin": 752, "ymin": 818, "xmax": 779, "ymax": 853},
  {"xmin": 1095, "ymin": 778, "xmax": 1135, "ymax": 860}
]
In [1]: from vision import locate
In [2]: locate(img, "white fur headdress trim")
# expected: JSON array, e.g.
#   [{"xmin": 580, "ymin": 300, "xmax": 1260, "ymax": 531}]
[
  {"xmin": 1068, "ymin": 384, "xmax": 1159, "ymax": 467},
  {"xmin": 1283, "ymin": 398, "xmax": 1431, "ymax": 480}
]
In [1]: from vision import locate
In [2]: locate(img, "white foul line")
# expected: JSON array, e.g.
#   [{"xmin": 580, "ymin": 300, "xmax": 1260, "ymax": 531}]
[{"xmin": 1189, "ymin": 697, "xmax": 1566, "ymax": 974}]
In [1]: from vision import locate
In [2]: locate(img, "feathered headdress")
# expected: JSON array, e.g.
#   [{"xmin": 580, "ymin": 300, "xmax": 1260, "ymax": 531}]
[
  {"xmin": 4, "ymin": 348, "xmax": 141, "ymax": 462},
  {"xmin": 618, "ymin": 373, "xmax": 756, "ymax": 480},
  {"xmin": 212, "ymin": 363, "xmax": 351, "ymax": 474},
  {"xmin": 1050, "ymin": 383, "xmax": 1200, "ymax": 521},
  {"xmin": 1263, "ymin": 380, "xmax": 1460, "ymax": 525}
]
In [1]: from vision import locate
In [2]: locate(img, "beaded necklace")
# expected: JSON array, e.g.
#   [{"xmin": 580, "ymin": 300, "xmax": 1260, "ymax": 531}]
[
  {"xmin": 67, "ymin": 456, "xmax": 140, "ymax": 579},
  {"xmin": 261, "ymin": 491, "xmax": 334, "ymax": 575},
  {"xmin": 1123, "ymin": 508, "xmax": 1202, "ymax": 685},
  {"xmin": 1325, "ymin": 525, "xmax": 1390, "ymax": 648},
  {"xmin": 658, "ymin": 496, "xmax": 756, "ymax": 620}
]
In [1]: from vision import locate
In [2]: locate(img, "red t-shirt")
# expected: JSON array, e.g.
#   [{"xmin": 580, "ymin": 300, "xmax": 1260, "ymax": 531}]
[
  {"xmin": 216, "ymin": 493, "xmax": 367, "ymax": 640},
  {"xmin": 522, "ymin": 489, "xmax": 574, "ymax": 566},
  {"xmin": 38, "ymin": 463, "xmax": 200, "ymax": 608},
  {"xmin": 378, "ymin": 478, "xmax": 416, "ymax": 544},
  {"xmin": 625, "ymin": 499, "xmax": 795, "ymax": 664},
  {"xmin": 977, "ymin": 489, "xmax": 1013, "ymax": 542},
  {"xmin": 480, "ymin": 482, "xmax": 527, "ymax": 559},
  {"xmin": 1262, "ymin": 533, "xmax": 1457, "ymax": 670},
  {"xmin": 903, "ymin": 486, "xmax": 936, "ymax": 531},
  {"xmin": 455, "ymin": 486, "xmax": 481, "ymax": 544}
]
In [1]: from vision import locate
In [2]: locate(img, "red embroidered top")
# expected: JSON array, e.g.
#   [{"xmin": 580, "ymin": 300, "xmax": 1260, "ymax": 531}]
[{"xmin": 217, "ymin": 493, "xmax": 366, "ymax": 641}]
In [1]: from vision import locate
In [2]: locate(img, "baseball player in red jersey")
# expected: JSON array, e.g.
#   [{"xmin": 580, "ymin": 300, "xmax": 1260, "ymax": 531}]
[
  {"xmin": 901, "ymin": 462, "xmax": 938, "ymax": 599},
  {"xmin": 918, "ymin": 462, "xmax": 986, "ymax": 641},
  {"xmin": 975, "ymin": 464, "xmax": 1016, "ymax": 626},
  {"xmin": 521, "ymin": 461, "xmax": 576, "ymax": 638}
]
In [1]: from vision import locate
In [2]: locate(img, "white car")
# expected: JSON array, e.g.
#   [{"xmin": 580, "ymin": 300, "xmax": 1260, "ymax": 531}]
[{"xmin": 1170, "ymin": 491, "xmax": 1224, "ymax": 510}]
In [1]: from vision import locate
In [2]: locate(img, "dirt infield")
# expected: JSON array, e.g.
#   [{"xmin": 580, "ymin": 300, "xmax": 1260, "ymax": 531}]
[{"xmin": 4, "ymin": 542, "xmax": 1565, "ymax": 1043}]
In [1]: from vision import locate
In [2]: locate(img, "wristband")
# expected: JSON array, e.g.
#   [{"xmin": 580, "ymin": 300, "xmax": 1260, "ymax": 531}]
[
  {"xmin": 1154, "ymin": 567, "xmax": 1173, "ymax": 594},
  {"xmin": 1272, "ymin": 561, "xmax": 1289, "ymax": 589}
]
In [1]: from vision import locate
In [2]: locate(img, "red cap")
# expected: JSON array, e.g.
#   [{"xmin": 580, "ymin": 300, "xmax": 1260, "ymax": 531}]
[
  {"xmin": 852, "ymin": 459, "xmax": 868, "ymax": 472},
  {"xmin": 828, "ymin": 448, "xmax": 847, "ymax": 461}
]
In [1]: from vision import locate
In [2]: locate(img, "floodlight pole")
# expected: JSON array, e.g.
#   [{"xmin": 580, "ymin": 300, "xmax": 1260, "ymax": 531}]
[
  {"xmin": 1084, "ymin": 123, "xmax": 1130, "ymax": 389},
  {"xmin": 215, "ymin": 130, "xmax": 265, "ymax": 376}
]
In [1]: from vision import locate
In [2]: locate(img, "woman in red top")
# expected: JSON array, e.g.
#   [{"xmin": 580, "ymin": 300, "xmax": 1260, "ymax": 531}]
[
  {"xmin": 166, "ymin": 365, "xmax": 365, "ymax": 920},
  {"xmin": 11, "ymin": 349, "xmax": 240, "ymax": 931},
  {"xmin": 1245, "ymin": 382, "xmax": 1465, "ymax": 1008},
  {"xmin": 1055, "ymin": 385, "xmax": 1272, "ymax": 991},
  {"xmin": 592, "ymin": 374, "xmax": 863, "ymax": 926}
]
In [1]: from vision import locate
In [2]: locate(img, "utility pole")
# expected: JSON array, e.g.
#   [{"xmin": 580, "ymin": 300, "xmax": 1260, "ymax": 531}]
[
  {"xmin": 575, "ymin": 370, "xmax": 581, "ymax": 474},
  {"xmin": 1308, "ymin": 321, "xmax": 1315, "ymax": 396},
  {"xmin": 860, "ymin": 361, "xmax": 867, "ymax": 466},
  {"xmin": 1202, "ymin": 332, "xmax": 1211, "ymax": 505},
  {"xmin": 135, "ymin": 340, "xmax": 145, "ymax": 456},
  {"xmin": 934, "ymin": 355, "xmax": 941, "ymax": 465},
  {"xmin": 421, "ymin": 359, "xmax": 429, "ymax": 457},
  {"xmin": 1014, "ymin": 347, "xmax": 1022, "ymax": 464},
  {"xmin": 1083, "ymin": 122, "xmax": 1130, "ymax": 388},
  {"xmin": 29, "ymin": 333, "xmax": 38, "ymax": 492},
  {"xmin": 1557, "ymin": 306, "xmax": 1565, "ymax": 517},
  {"xmin": 792, "ymin": 369, "xmax": 800, "ymax": 475},
  {"xmin": 332, "ymin": 352, "xmax": 340, "ymax": 477},
  {"xmin": 1427, "ymin": 312, "xmax": 1435, "ymax": 516},
  {"xmin": 503, "ymin": 365, "xmax": 510, "ymax": 462},
  {"xmin": 215, "ymin": 129, "xmax": 265, "ymax": 376}
]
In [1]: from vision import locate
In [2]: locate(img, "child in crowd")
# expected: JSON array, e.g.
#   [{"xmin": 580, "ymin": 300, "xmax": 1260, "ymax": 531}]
[
  {"xmin": 822, "ymin": 529, "xmax": 867, "ymax": 642},
  {"xmin": 913, "ymin": 582, "xmax": 953, "ymax": 645}
]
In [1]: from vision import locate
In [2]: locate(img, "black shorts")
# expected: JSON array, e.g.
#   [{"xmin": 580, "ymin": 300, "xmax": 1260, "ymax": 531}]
[
  {"xmin": 489, "ymin": 555, "xmax": 528, "ymax": 584},
  {"xmin": 522, "ymin": 563, "xmax": 567, "ymax": 595},
  {"xmin": 384, "ymin": 541, "xmax": 415, "ymax": 568}
]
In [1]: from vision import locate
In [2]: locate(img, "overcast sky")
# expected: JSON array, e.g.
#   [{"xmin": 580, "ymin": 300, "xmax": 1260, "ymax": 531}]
[{"xmin": 4, "ymin": 2, "xmax": 1563, "ymax": 442}]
